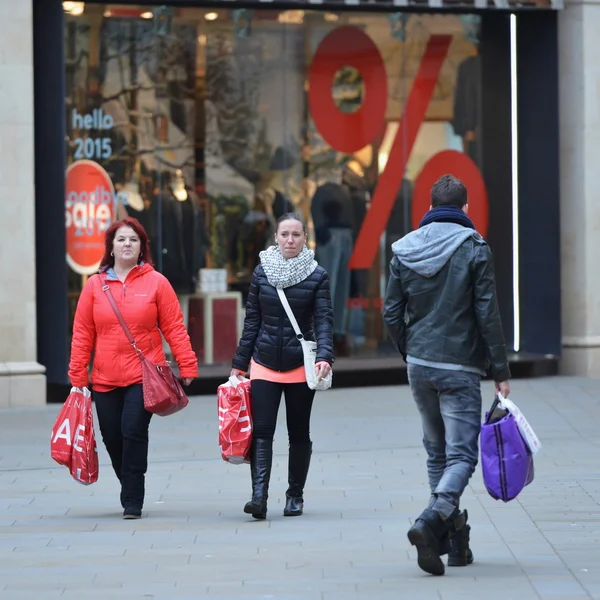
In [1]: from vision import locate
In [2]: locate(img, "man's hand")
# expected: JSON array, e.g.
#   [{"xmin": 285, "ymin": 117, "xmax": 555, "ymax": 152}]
[
  {"xmin": 495, "ymin": 380, "xmax": 510, "ymax": 399},
  {"xmin": 182, "ymin": 378, "xmax": 193, "ymax": 386}
]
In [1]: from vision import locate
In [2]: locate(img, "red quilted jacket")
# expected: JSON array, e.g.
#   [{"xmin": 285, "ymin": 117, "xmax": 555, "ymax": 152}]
[{"xmin": 68, "ymin": 263, "xmax": 198, "ymax": 391}]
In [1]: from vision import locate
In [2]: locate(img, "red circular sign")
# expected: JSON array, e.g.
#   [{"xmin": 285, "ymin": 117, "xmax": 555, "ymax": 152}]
[
  {"xmin": 65, "ymin": 160, "xmax": 116, "ymax": 275},
  {"xmin": 411, "ymin": 150, "xmax": 489, "ymax": 238},
  {"xmin": 308, "ymin": 26, "xmax": 388, "ymax": 154}
]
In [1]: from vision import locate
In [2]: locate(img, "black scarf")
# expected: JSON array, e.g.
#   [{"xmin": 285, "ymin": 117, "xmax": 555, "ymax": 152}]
[{"xmin": 419, "ymin": 205, "xmax": 475, "ymax": 230}]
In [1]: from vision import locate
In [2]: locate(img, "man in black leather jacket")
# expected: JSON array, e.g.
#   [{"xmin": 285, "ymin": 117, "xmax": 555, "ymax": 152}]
[{"xmin": 383, "ymin": 175, "xmax": 510, "ymax": 576}]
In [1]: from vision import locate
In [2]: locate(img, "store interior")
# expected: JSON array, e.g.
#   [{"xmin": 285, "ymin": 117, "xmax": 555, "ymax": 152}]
[{"xmin": 63, "ymin": 3, "xmax": 482, "ymax": 363}]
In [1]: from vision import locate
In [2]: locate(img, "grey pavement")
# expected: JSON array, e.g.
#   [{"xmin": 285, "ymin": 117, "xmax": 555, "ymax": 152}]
[{"xmin": 0, "ymin": 377, "xmax": 599, "ymax": 599}]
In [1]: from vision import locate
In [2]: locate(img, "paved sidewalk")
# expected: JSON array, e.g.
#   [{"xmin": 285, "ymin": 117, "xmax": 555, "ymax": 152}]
[{"xmin": 0, "ymin": 377, "xmax": 599, "ymax": 599}]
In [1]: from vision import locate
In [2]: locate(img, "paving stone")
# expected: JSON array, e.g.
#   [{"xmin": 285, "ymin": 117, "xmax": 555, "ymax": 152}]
[{"xmin": 0, "ymin": 377, "xmax": 599, "ymax": 598}]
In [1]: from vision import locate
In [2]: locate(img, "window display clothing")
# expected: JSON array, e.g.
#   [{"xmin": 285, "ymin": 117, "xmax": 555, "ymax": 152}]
[
  {"xmin": 341, "ymin": 172, "xmax": 370, "ymax": 300},
  {"xmin": 452, "ymin": 53, "xmax": 481, "ymax": 165},
  {"xmin": 311, "ymin": 183, "xmax": 353, "ymax": 244},
  {"xmin": 385, "ymin": 178, "xmax": 414, "ymax": 272},
  {"xmin": 317, "ymin": 228, "xmax": 353, "ymax": 337},
  {"xmin": 158, "ymin": 189, "xmax": 210, "ymax": 294},
  {"xmin": 124, "ymin": 203, "xmax": 155, "ymax": 242},
  {"xmin": 311, "ymin": 184, "xmax": 353, "ymax": 338},
  {"xmin": 271, "ymin": 189, "xmax": 294, "ymax": 222}
]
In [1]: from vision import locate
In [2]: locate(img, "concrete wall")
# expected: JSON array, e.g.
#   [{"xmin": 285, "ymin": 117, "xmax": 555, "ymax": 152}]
[
  {"xmin": 559, "ymin": 0, "xmax": 600, "ymax": 376},
  {"xmin": 0, "ymin": 0, "xmax": 45, "ymax": 406}
]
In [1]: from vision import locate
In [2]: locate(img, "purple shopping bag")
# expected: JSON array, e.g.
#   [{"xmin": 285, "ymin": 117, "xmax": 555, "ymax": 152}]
[{"xmin": 480, "ymin": 397, "xmax": 534, "ymax": 502}]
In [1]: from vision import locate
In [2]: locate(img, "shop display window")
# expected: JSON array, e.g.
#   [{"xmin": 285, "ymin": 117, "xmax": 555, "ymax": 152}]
[{"xmin": 64, "ymin": 4, "xmax": 483, "ymax": 364}]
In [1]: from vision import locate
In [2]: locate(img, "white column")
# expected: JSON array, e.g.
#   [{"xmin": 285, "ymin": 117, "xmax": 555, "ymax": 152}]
[
  {"xmin": 0, "ymin": 0, "xmax": 45, "ymax": 406},
  {"xmin": 559, "ymin": 0, "xmax": 600, "ymax": 376}
]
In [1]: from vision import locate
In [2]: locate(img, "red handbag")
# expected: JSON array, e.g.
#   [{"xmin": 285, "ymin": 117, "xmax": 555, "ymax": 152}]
[{"xmin": 102, "ymin": 282, "xmax": 189, "ymax": 417}]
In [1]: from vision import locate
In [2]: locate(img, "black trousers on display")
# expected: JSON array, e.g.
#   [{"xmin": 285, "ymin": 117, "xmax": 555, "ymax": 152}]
[
  {"xmin": 250, "ymin": 380, "xmax": 315, "ymax": 443},
  {"xmin": 93, "ymin": 384, "xmax": 152, "ymax": 511}
]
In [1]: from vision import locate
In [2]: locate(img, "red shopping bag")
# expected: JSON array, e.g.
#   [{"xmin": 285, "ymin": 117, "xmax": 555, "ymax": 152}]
[
  {"xmin": 51, "ymin": 387, "xmax": 99, "ymax": 485},
  {"xmin": 218, "ymin": 377, "xmax": 252, "ymax": 464}
]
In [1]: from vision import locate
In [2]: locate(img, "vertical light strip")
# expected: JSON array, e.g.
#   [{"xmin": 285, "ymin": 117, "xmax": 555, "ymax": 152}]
[{"xmin": 510, "ymin": 13, "xmax": 520, "ymax": 353}]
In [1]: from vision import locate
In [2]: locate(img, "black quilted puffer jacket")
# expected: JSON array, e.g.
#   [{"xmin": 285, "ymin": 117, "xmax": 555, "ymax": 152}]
[{"xmin": 232, "ymin": 265, "xmax": 334, "ymax": 372}]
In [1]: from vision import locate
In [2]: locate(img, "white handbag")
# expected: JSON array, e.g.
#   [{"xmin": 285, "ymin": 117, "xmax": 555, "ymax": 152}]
[{"xmin": 276, "ymin": 289, "xmax": 333, "ymax": 391}]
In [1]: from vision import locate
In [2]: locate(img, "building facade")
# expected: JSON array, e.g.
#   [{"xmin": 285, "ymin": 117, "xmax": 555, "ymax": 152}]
[{"xmin": 0, "ymin": 0, "xmax": 569, "ymax": 405}]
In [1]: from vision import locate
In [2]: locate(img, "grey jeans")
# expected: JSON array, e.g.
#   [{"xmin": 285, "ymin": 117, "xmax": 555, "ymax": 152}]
[{"xmin": 407, "ymin": 364, "xmax": 482, "ymax": 519}]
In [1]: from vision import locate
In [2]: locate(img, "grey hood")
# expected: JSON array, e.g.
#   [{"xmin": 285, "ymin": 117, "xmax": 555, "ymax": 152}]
[{"xmin": 391, "ymin": 222, "xmax": 481, "ymax": 278}]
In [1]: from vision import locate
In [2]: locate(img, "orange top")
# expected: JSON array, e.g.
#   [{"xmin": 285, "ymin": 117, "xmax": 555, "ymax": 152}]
[
  {"xmin": 250, "ymin": 359, "xmax": 306, "ymax": 384},
  {"xmin": 69, "ymin": 264, "xmax": 198, "ymax": 392}
]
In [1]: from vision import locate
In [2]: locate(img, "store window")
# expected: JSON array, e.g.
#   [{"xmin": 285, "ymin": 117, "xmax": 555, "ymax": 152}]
[{"xmin": 64, "ymin": 4, "xmax": 483, "ymax": 366}]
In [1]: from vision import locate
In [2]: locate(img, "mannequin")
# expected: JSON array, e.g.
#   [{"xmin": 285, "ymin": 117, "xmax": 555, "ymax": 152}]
[
  {"xmin": 310, "ymin": 181, "xmax": 353, "ymax": 356},
  {"xmin": 452, "ymin": 37, "xmax": 481, "ymax": 165},
  {"xmin": 266, "ymin": 170, "xmax": 294, "ymax": 220},
  {"xmin": 340, "ymin": 163, "xmax": 373, "ymax": 353},
  {"xmin": 156, "ymin": 170, "xmax": 209, "ymax": 294},
  {"xmin": 265, "ymin": 145, "xmax": 296, "ymax": 220},
  {"xmin": 385, "ymin": 178, "xmax": 414, "ymax": 270}
]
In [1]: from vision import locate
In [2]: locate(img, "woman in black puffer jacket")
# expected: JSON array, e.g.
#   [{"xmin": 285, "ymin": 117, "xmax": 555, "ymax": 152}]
[{"xmin": 231, "ymin": 212, "xmax": 334, "ymax": 520}]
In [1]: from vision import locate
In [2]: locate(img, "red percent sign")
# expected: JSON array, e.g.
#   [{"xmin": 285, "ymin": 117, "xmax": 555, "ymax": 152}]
[{"xmin": 308, "ymin": 27, "xmax": 489, "ymax": 270}]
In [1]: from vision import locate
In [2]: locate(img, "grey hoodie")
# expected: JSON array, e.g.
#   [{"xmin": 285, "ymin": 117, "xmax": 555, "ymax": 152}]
[{"xmin": 391, "ymin": 222, "xmax": 482, "ymax": 277}]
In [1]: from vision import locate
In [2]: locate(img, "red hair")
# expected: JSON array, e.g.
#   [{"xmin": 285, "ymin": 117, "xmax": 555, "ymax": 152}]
[{"xmin": 99, "ymin": 217, "xmax": 153, "ymax": 271}]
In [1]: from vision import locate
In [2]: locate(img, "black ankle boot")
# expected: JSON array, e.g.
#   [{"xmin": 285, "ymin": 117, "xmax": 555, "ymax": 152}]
[
  {"xmin": 447, "ymin": 510, "xmax": 473, "ymax": 567},
  {"xmin": 283, "ymin": 442, "xmax": 312, "ymax": 517},
  {"xmin": 243, "ymin": 439, "xmax": 273, "ymax": 520},
  {"xmin": 407, "ymin": 508, "xmax": 453, "ymax": 576}
]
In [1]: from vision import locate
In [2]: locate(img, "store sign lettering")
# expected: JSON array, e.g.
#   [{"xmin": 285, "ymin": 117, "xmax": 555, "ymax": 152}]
[
  {"xmin": 65, "ymin": 160, "xmax": 116, "ymax": 276},
  {"xmin": 71, "ymin": 109, "xmax": 113, "ymax": 161},
  {"xmin": 308, "ymin": 27, "xmax": 489, "ymax": 270}
]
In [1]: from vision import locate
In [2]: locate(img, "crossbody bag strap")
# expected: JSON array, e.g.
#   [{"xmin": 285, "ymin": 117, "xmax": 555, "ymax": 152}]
[
  {"xmin": 101, "ymin": 280, "xmax": 143, "ymax": 356},
  {"xmin": 276, "ymin": 288, "xmax": 303, "ymax": 340}
]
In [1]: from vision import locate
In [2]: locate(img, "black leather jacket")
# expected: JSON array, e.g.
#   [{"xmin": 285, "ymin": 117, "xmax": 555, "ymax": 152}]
[
  {"xmin": 232, "ymin": 265, "xmax": 334, "ymax": 373},
  {"xmin": 383, "ymin": 234, "xmax": 510, "ymax": 382}
]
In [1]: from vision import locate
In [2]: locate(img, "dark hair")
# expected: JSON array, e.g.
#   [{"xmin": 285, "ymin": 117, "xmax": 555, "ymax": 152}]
[
  {"xmin": 99, "ymin": 217, "xmax": 153, "ymax": 270},
  {"xmin": 276, "ymin": 212, "xmax": 307, "ymax": 234},
  {"xmin": 431, "ymin": 175, "xmax": 467, "ymax": 208}
]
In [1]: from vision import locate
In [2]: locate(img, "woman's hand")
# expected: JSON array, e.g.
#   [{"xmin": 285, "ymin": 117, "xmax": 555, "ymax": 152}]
[
  {"xmin": 230, "ymin": 368, "xmax": 246, "ymax": 380},
  {"xmin": 315, "ymin": 361, "xmax": 332, "ymax": 382},
  {"xmin": 182, "ymin": 378, "xmax": 193, "ymax": 386}
]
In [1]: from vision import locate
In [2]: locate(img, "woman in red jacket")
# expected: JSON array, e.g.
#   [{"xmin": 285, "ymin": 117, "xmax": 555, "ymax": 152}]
[{"xmin": 69, "ymin": 217, "xmax": 198, "ymax": 519}]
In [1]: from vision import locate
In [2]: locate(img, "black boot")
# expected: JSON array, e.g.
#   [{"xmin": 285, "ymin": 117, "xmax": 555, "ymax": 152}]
[
  {"xmin": 447, "ymin": 510, "xmax": 474, "ymax": 567},
  {"xmin": 243, "ymin": 439, "xmax": 273, "ymax": 520},
  {"xmin": 283, "ymin": 442, "xmax": 312, "ymax": 517},
  {"xmin": 407, "ymin": 508, "xmax": 454, "ymax": 576},
  {"xmin": 120, "ymin": 473, "xmax": 144, "ymax": 519}
]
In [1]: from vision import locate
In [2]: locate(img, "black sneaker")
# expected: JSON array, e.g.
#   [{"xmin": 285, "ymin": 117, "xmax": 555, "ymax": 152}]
[{"xmin": 123, "ymin": 509, "xmax": 142, "ymax": 520}]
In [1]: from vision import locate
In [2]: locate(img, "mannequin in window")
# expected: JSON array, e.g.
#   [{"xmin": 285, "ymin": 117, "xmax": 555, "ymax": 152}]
[
  {"xmin": 311, "ymin": 182, "xmax": 353, "ymax": 357},
  {"xmin": 385, "ymin": 178, "xmax": 413, "ymax": 271},
  {"xmin": 156, "ymin": 170, "xmax": 209, "ymax": 295},
  {"xmin": 452, "ymin": 20, "xmax": 481, "ymax": 165},
  {"xmin": 266, "ymin": 146, "xmax": 295, "ymax": 220}
]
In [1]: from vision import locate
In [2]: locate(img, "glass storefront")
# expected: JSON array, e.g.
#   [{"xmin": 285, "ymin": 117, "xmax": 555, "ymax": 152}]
[{"xmin": 64, "ymin": 4, "xmax": 487, "ymax": 367}]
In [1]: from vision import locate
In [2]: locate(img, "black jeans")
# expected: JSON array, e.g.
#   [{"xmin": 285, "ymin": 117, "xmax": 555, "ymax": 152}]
[
  {"xmin": 250, "ymin": 380, "xmax": 315, "ymax": 443},
  {"xmin": 93, "ymin": 384, "xmax": 152, "ymax": 511}
]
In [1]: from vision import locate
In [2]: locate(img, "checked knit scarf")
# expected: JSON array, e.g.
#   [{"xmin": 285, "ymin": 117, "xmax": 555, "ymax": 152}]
[{"xmin": 259, "ymin": 244, "xmax": 317, "ymax": 289}]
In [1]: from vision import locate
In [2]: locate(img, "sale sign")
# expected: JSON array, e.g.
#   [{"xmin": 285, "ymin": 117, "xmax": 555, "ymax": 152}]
[
  {"xmin": 65, "ymin": 159, "xmax": 116, "ymax": 275},
  {"xmin": 308, "ymin": 27, "xmax": 489, "ymax": 270}
]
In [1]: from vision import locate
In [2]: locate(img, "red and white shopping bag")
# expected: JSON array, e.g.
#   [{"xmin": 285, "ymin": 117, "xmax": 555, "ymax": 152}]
[
  {"xmin": 51, "ymin": 387, "xmax": 99, "ymax": 485},
  {"xmin": 218, "ymin": 377, "xmax": 252, "ymax": 464}
]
